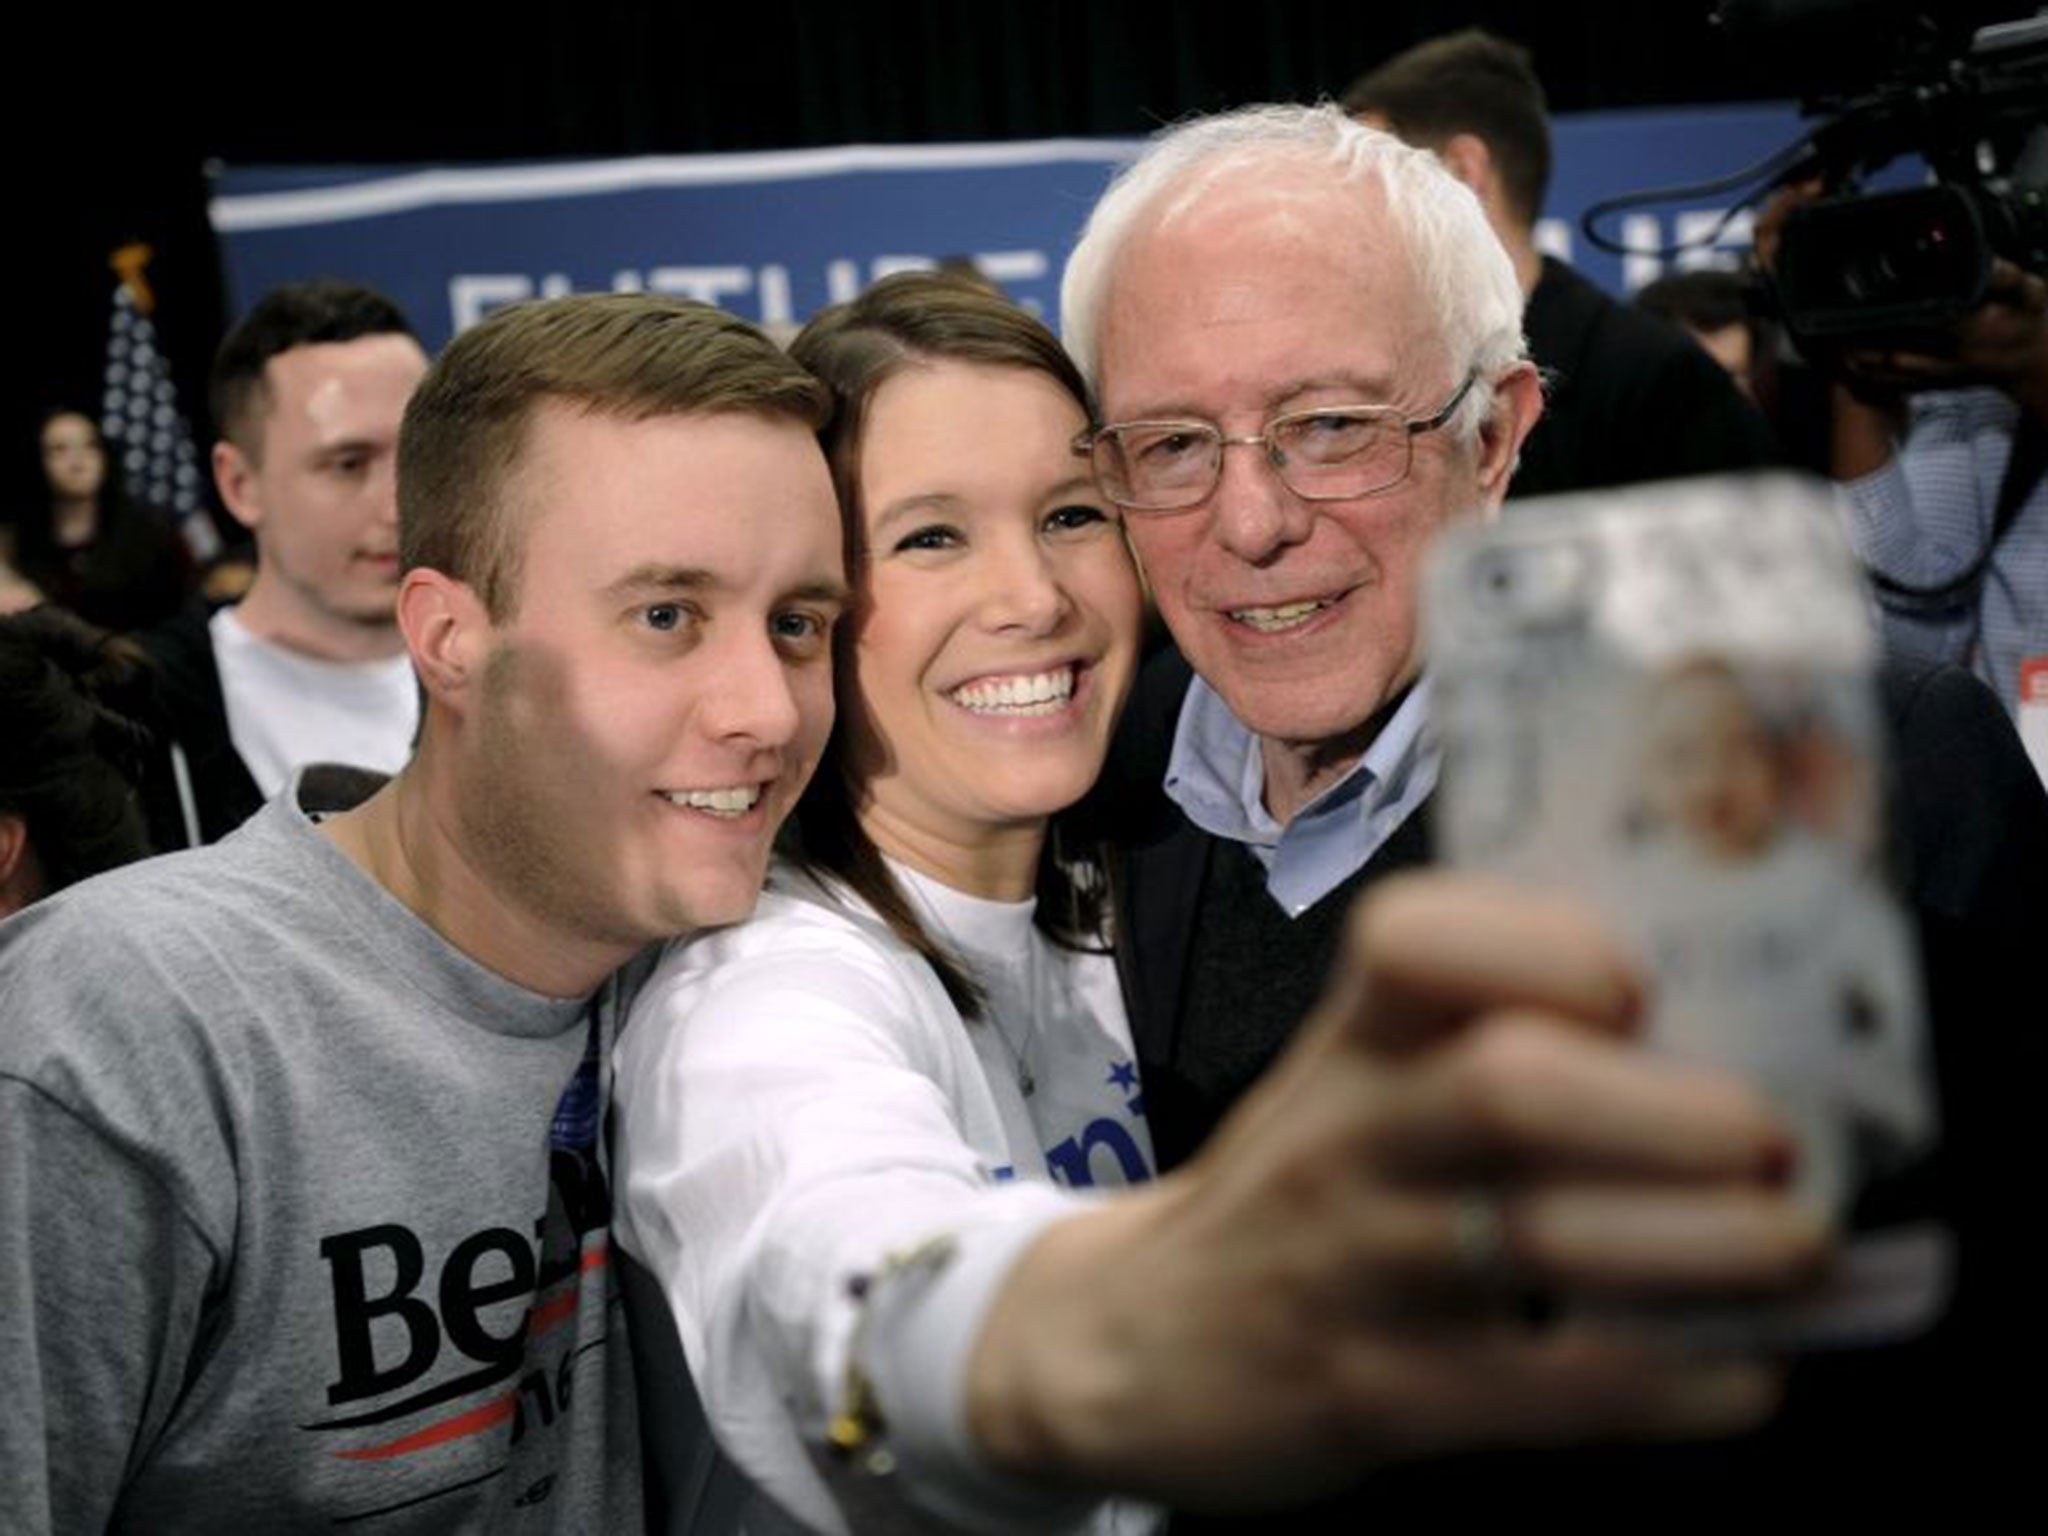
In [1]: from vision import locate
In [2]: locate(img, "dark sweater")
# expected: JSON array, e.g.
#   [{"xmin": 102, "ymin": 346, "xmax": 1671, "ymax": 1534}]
[
  {"xmin": 133, "ymin": 597, "xmax": 265, "ymax": 849},
  {"xmin": 1152, "ymin": 809, "xmax": 1429, "ymax": 1170}
]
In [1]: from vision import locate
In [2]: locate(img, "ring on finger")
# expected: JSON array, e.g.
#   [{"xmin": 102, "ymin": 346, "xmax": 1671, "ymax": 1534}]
[{"xmin": 1450, "ymin": 1187, "xmax": 1511, "ymax": 1283}]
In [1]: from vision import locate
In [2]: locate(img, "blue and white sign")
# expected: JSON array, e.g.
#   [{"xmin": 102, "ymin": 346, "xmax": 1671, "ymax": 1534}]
[
  {"xmin": 212, "ymin": 142, "xmax": 1138, "ymax": 348},
  {"xmin": 1542, "ymin": 102, "xmax": 1814, "ymax": 288},
  {"xmin": 211, "ymin": 103, "xmax": 1815, "ymax": 348}
]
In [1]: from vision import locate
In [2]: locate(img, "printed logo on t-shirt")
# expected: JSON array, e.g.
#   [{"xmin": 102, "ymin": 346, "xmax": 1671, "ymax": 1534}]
[
  {"xmin": 1043, "ymin": 1056, "xmax": 1153, "ymax": 1189},
  {"xmin": 298, "ymin": 1014, "xmax": 615, "ymax": 1523}
]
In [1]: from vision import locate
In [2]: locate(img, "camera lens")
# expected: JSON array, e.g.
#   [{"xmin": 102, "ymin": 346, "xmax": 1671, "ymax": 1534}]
[
  {"xmin": 1777, "ymin": 185, "xmax": 1991, "ymax": 340},
  {"xmin": 1841, "ymin": 253, "xmax": 1895, "ymax": 303}
]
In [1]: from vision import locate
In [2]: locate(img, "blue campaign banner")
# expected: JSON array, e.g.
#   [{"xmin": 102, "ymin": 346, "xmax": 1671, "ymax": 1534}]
[
  {"xmin": 211, "ymin": 143, "xmax": 1138, "ymax": 350},
  {"xmin": 210, "ymin": 103, "xmax": 1822, "ymax": 349},
  {"xmin": 1542, "ymin": 102, "xmax": 1812, "ymax": 286}
]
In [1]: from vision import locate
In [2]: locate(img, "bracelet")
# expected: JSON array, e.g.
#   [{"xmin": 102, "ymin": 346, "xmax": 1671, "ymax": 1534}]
[{"xmin": 826, "ymin": 1232, "xmax": 961, "ymax": 1477}]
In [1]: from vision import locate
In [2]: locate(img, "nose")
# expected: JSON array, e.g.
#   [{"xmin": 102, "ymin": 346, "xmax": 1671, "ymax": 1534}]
[
  {"xmin": 704, "ymin": 631, "xmax": 804, "ymax": 748},
  {"xmin": 1208, "ymin": 439, "xmax": 1315, "ymax": 565},
  {"xmin": 975, "ymin": 536, "xmax": 1072, "ymax": 637}
]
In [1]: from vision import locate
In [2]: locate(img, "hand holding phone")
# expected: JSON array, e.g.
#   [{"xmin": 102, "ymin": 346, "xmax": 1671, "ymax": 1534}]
[{"xmin": 1426, "ymin": 473, "xmax": 1947, "ymax": 1346}]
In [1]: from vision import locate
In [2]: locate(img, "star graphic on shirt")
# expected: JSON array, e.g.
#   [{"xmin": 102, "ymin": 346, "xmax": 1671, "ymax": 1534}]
[{"xmin": 1107, "ymin": 1059, "xmax": 1139, "ymax": 1092}]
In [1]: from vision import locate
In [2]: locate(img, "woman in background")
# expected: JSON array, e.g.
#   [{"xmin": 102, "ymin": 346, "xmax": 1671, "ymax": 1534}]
[
  {"xmin": 616, "ymin": 273, "xmax": 1155, "ymax": 1535},
  {"xmin": 13, "ymin": 410, "xmax": 190, "ymax": 633}
]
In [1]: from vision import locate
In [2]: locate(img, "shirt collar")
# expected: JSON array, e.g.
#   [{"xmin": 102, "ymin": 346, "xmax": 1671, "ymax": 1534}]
[{"xmin": 1163, "ymin": 675, "xmax": 1438, "ymax": 915}]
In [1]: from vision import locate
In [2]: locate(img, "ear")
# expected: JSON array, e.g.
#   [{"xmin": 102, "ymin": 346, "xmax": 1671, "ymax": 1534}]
[
  {"xmin": 0, "ymin": 812, "xmax": 39, "ymax": 913},
  {"xmin": 1472, "ymin": 361, "xmax": 1544, "ymax": 515},
  {"xmin": 1435, "ymin": 133, "xmax": 1494, "ymax": 197},
  {"xmin": 399, "ymin": 568, "xmax": 492, "ymax": 706},
  {"xmin": 1436, "ymin": 133, "xmax": 1528, "ymax": 244},
  {"xmin": 212, "ymin": 439, "xmax": 264, "ymax": 533},
  {"xmin": 0, "ymin": 813, "xmax": 28, "ymax": 884}
]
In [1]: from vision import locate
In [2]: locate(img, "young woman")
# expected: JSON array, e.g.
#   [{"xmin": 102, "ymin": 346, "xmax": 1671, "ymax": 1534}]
[
  {"xmin": 13, "ymin": 411, "xmax": 190, "ymax": 633},
  {"xmin": 614, "ymin": 274, "xmax": 1156, "ymax": 1534}
]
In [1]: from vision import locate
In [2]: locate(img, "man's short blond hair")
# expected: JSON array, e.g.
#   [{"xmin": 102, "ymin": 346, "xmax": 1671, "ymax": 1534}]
[{"xmin": 399, "ymin": 294, "xmax": 829, "ymax": 619}]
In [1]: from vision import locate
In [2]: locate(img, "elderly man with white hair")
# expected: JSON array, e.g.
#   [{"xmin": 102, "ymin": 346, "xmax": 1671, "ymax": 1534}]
[
  {"xmin": 1036, "ymin": 101, "xmax": 2039, "ymax": 1525},
  {"xmin": 1059, "ymin": 102, "xmax": 1544, "ymax": 1172}
]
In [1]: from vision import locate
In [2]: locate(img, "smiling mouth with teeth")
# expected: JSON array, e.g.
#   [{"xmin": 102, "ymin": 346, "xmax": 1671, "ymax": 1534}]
[
  {"xmin": 949, "ymin": 666, "xmax": 1078, "ymax": 716},
  {"xmin": 661, "ymin": 786, "xmax": 763, "ymax": 818},
  {"xmin": 1229, "ymin": 598, "xmax": 1334, "ymax": 634}
]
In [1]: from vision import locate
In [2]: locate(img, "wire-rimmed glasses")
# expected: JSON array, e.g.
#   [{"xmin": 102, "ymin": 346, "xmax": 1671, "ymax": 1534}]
[{"xmin": 1075, "ymin": 372, "xmax": 1478, "ymax": 512}]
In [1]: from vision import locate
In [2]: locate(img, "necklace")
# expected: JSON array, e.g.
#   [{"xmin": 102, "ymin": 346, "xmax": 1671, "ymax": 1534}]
[
  {"xmin": 987, "ymin": 943, "xmax": 1046, "ymax": 1099},
  {"xmin": 887, "ymin": 856, "xmax": 1045, "ymax": 1098}
]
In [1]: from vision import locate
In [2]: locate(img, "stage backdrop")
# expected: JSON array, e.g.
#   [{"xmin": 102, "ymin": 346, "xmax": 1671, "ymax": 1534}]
[{"xmin": 211, "ymin": 104, "xmax": 1814, "ymax": 348}]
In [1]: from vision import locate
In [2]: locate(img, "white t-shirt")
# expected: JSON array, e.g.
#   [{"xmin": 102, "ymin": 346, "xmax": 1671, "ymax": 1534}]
[
  {"xmin": 892, "ymin": 860, "xmax": 1154, "ymax": 1190},
  {"xmin": 209, "ymin": 608, "xmax": 418, "ymax": 797},
  {"xmin": 614, "ymin": 856, "xmax": 1158, "ymax": 1536}
]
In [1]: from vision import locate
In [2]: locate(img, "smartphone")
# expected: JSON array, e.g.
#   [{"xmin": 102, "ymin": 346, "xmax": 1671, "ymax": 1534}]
[{"xmin": 1425, "ymin": 473, "xmax": 1947, "ymax": 1346}]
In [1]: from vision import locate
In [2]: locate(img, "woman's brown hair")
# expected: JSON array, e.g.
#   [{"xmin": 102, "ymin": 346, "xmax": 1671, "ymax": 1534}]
[{"xmin": 787, "ymin": 271, "xmax": 1108, "ymax": 1016}]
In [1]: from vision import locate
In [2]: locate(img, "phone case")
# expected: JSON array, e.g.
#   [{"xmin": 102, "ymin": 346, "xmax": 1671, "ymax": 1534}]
[{"xmin": 1425, "ymin": 473, "xmax": 1947, "ymax": 1347}]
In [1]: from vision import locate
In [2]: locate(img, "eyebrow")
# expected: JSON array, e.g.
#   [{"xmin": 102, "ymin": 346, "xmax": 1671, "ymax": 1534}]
[
  {"xmin": 1045, "ymin": 473, "xmax": 1104, "ymax": 503},
  {"xmin": 872, "ymin": 475, "xmax": 1105, "ymax": 536},
  {"xmin": 1272, "ymin": 372, "xmax": 1404, "ymax": 410},
  {"xmin": 870, "ymin": 493, "xmax": 963, "ymax": 541},
  {"xmin": 309, "ymin": 437, "xmax": 387, "ymax": 461},
  {"xmin": 788, "ymin": 576, "xmax": 852, "ymax": 608},
  {"xmin": 602, "ymin": 563, "xmax": 850, "ymax": 607},
  {"xmin": 602, "ymin": 563, "xmax": 718, "ymax": 600},
  {"xmin": 1111, "ymin": 371, "xmax": 1405, "ymax": 423}
]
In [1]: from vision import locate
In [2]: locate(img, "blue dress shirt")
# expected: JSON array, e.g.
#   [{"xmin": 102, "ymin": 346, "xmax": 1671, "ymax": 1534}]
[{"xmin": 1162, "ymin": 675, "xmax": 1439, "ymax": 918}]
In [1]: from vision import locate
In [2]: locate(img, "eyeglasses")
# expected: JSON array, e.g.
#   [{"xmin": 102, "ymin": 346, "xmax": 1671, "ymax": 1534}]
[{"xmin": 1074, "ymin": 372, "xmax": 1478, "ymax": 513}]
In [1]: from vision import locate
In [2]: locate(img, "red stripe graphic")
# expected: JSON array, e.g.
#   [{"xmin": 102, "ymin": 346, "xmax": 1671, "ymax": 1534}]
[
  {"xmin": 335, "ymin": 1393, "xmax": 516, "ymax": 1461},
  {"xmin": 531, "ymin": 1243, "xmax": 610, "ymax": 1337},
  {"xmin": 530, "ymin": 1290, "xmax": 578, "ymax": 1335},
  {"xmin": 329, "ymin": 1242, "xmax": 612, "ymax": 1461}
]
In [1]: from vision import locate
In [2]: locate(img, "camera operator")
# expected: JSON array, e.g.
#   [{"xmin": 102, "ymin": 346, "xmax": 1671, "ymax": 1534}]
[
  {"xmin": 1839, "ymin": 257, "xmax": 2046, "ymax": 784},
  {"xmin": 1762, "ymin": 180, "xmax": 2048, "ymax": 786}
]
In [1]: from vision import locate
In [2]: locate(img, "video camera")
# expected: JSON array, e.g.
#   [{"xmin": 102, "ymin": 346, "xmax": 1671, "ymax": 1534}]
[{"xmin": 1730, "ymin": 2, "xmax": 2048, "ymax": 350}]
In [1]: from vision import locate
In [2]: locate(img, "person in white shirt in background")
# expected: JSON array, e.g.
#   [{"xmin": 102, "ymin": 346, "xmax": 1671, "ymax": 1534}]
[{"xmin": 140, "ymin": 280, "xmax": 429, "ymax": 845}]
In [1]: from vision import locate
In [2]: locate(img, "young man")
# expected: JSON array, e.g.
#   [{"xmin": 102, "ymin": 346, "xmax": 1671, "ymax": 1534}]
[
  {"xmin": 141, "ymin": 281, "xmax": 430, "ymax": 845},
  {"xmin": 0, "ymin": 294, "xmax": 846, "ymax": 1532}
]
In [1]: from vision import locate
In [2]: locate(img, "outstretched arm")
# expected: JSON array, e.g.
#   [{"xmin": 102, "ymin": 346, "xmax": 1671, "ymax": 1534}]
[{"xmin": 963, "ymin": 874, "xmax": 1824, "ymax": 1510}]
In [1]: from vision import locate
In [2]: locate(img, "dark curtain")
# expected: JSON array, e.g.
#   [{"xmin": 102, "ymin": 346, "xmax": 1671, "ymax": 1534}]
[{"xmin": 15, "ymin": 0, "xmax": 2004, "ymax": 515}]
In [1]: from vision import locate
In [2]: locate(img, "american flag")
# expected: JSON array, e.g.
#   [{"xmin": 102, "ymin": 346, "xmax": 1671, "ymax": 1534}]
[{"xmin": 101, "ymin": 244, "xmax": 219, "ymax": 562}]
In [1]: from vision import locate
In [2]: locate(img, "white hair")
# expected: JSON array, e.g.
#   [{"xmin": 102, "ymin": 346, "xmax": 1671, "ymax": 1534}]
[{"xmin": 1060, "ymin": 102, "xmax": 1526, "ymax": 440}]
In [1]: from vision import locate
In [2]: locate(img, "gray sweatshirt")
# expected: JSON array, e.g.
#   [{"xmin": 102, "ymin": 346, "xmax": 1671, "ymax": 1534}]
[{"xmin": 0, "ymin": 774, "xmax": 643, "ymax": 1532}]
